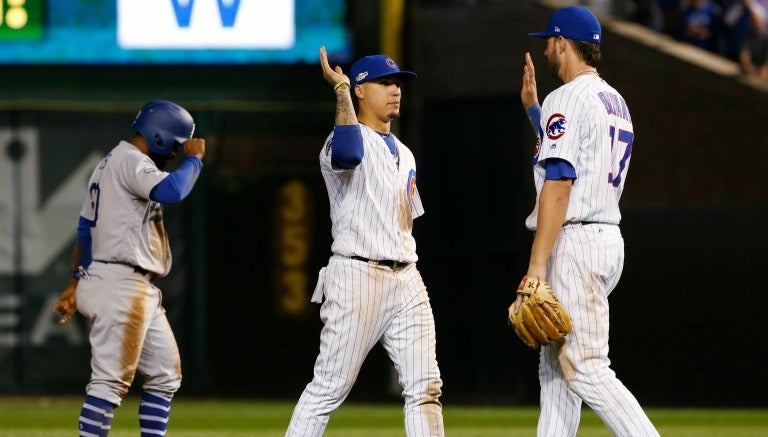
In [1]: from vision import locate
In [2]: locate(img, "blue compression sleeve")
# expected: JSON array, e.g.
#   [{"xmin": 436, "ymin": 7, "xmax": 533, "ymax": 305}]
[
  {"xmin": 331, "ymin": 125, "xmax": 364, "ymax": 169},
  {"xmin": 150, "ymin": 156, "xmax": 203, "ymax": 204},
  {"xmin": 77, "ymin": 215, "xmax": 94, "ymax": 271},
  {"xmin": 526, "ymin": 103, "xmax": 543, "ymax": 140},
  {"xmin": 544, "ymin": 158, "xmax": 577, "ymax": 180}
]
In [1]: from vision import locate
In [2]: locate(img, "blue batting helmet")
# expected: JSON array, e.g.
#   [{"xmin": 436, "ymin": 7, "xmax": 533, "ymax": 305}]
[{"xmin": 132, "ymin": 100, "xmax": 195, "ymax": 155}]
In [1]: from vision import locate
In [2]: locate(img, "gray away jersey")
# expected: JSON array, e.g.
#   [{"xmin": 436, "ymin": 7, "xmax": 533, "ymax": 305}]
[{"xmin": 80, "ymin": 141, "xmax": 172, "ymax": 276}]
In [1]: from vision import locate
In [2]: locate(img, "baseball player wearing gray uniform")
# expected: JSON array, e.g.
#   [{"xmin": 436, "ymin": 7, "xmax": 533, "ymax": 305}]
[
  {"xmin": 285, "ymin": 47, "xmax": 444, "ymax": 437},
  {"xmin": 53, "ymin": 100, "xmax": 205, "ymax": 437},
  {"xmin": 515, "ymin": 7, "xmax": 659, "ymax": 436}
]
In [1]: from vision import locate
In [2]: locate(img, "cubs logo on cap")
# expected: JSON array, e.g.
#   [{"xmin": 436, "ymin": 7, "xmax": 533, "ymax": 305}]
[
  {"xmin": 528, "ymin": 6, "xmax": 602, "ymax": 44},
  {"xmin": 351, "ymin": 54, "xmax": 417, "ymax": 86}
]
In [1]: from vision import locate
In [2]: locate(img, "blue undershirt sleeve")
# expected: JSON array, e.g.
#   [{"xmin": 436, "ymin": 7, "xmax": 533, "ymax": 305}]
[
  {"xmin": 77, "ymin": 215, "xmax": 94, "ymax": 271},
  {"xmin": 544, "ymin": 158, "xmax": 577, "ymax": 180},
  {"xmin": 526, "ymin": 103, "xmax": 544, "ymax": 140},
  {"xmin": 331, "ymin": 125, "xmax": 364, "ymax": 169},
  {"xmin": 150, "ymin": 156, "xmax": 203, "ymax": 204}
]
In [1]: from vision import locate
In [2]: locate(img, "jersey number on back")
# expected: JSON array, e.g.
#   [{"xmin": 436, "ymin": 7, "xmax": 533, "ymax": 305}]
[
  {"xmin": 88, "ymin": 152, "xmax": 110, "ymax": 223},
  {"xmin": 89, "ymin": 183, "xmax": 102, "ymax": 223},
  {"xmin": 608, "ymin": 126, "xmax": 633, "ymax": 187}
]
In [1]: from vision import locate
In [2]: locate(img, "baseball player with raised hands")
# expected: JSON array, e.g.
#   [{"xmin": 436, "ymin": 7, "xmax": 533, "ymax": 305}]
[
  {"xmin": 285, "ymin": 47, "xmax": 444, "ymax": 436},
  {"xmin": 53, "ymin": 100, "xmax": 204, "ymax": 437},
  {"xmin": 512, "ymin": 6, "xmax": 659, "ymax": 436}
]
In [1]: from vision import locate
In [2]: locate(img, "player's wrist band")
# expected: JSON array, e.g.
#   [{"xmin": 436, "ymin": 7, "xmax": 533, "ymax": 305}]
[
  {"xmin": 72, "ymin": 266, "xmax": 86, "ymax": 279},
  {"xmin": 526, "ymin": 103, "xmax": 542, "ymax": 134},
  {"xmin": 333, "ymin": 80, "xmax": 350, "ymax": 92}
]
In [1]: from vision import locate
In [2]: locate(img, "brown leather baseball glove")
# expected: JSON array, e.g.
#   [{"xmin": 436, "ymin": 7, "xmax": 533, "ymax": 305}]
[{"xmin": 508, "ymin": 276, "xmax": 572, "ymax": 349}]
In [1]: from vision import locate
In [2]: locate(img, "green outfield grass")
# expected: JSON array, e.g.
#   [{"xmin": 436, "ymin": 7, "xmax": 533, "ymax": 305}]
[{"xmin": 1, "ymin": 397, "xmax": 767, "ymax": 436}]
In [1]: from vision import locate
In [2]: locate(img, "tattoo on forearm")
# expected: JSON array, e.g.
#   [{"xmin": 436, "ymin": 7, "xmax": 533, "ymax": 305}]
[{"xmin": 335, "ymin": 92, "xmax": 356, "ymax": 125}]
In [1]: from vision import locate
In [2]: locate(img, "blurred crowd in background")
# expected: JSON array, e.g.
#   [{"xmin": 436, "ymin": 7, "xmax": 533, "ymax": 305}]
[{"xmin": 583, "ymin": 0, "xmax": 768, "ymax": 80}]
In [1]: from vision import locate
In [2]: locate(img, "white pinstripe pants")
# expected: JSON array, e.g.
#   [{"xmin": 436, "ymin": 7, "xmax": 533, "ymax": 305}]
[
  {"xmin": 286, "ymin": 256, "xmax": 444, "ymax": 437},
  {"xmin": 538, "ymin": 224, "xmax": 659, "ymax": 437}
]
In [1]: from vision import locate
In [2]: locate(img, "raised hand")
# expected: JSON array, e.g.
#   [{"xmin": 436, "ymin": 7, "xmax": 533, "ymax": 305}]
[
  {"xmin": 521, "ymin": 52, "xmax": 539, "ymax": 109},
  {"xmin": 320, "ymin": 46, "xmax": 350, "ymax": 88}
]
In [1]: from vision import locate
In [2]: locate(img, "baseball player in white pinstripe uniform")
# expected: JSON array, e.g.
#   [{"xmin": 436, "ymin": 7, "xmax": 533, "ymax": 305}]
[
  {"xmin": 285, "ymin": 47, "xmax": 444, "ymax": 437},
  {"xmin": 53, "ymin": 100, "xmax": 205, "ymax": 437},
  {"xmin": 515, "ymin": 7, "xmax": 659, "ymax": 436}
]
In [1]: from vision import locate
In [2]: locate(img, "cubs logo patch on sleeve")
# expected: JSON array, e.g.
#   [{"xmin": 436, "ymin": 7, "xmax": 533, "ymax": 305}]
[{"xmin": 546, "ymin": 113, "xmax": 567, "ymax": 140}]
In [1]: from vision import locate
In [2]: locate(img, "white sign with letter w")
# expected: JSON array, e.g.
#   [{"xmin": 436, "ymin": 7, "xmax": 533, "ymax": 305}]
[{"xmin": 117, "ymin": 0, "xmax": 295, "ymax": 49}]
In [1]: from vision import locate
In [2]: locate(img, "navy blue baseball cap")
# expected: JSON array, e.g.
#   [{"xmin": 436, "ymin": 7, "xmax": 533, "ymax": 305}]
[
  {"xmin": 528, "ymin": 6, "xmax": 602, "ymax": 44},
  {"xmin": 350, "ymin": 55, "xmax": 417, "ymax": 87}
]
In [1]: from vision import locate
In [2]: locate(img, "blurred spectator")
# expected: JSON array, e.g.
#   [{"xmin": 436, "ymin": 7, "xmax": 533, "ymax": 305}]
[
  {"xmin": 679, "ymin": 0, "xmax": 723, "ymax": 52},
  {"xmin": 723, "ymin": 0, "xmax": 768, "ymax": 77},
  {"xmin": 550, "ymin": 0, "xmax": 768, "ymax": 79}
]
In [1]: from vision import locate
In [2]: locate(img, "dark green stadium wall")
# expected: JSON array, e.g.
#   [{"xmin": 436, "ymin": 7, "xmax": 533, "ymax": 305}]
[
  {"xmin": 407, "ymin": 0, "xmax": 768, "ymax": 407},
  {"xmin": 0, "ymin": 0, "xmax": 766, "ymax": 407}
]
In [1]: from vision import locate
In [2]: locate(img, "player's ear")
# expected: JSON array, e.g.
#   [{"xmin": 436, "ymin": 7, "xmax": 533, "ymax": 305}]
[
  {"xmin": 354, "ymin": 84, "xmax": 364, "ymax": 100},
  {"xmin": 554, "ymin": 36, "xmax": 564, "ymax": 52}
]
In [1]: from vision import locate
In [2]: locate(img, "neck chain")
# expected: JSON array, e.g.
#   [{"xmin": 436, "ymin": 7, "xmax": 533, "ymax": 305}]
[{"xmin": 571, "ymin": 68, "xmax": 599, "ymax": 81}]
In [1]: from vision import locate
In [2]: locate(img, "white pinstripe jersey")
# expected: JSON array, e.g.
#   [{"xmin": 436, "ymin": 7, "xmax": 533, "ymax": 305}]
[
  {"xmin": 80, "ymin": 141, "xmax": 172, "ymax": 275},
  {"xmin": 320, "ymin": 123, "xmax": 424, "ymax": 263},
  {"xmin": 526, "ymin": 74, "xmax": 634, "ymax": 231}
]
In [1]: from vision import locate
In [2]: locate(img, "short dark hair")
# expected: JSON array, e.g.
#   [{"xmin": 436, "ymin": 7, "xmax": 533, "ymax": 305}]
[{"xmin": 571, "ymin": 40, "xmax": 601, "ymax": 67}]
